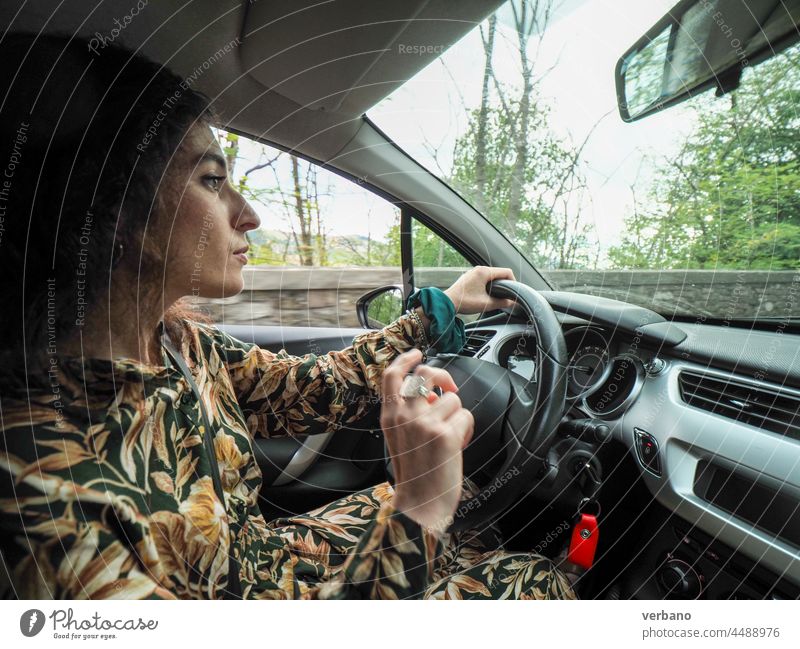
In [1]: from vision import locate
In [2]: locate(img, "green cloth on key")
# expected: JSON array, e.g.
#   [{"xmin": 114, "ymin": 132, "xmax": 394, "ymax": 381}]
[{"xmin": 406, "ymin": 286, "xmax": 466, "ymax": 354}]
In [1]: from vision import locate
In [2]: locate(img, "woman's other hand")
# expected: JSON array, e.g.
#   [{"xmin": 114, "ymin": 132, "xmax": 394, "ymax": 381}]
[
  {"xmin": 443, "ymin": 265, "xmax": 516, "ymax": 314},
  {"xmin": 381, "ymin": 349, "xmax": 473, "ymax": 533}
]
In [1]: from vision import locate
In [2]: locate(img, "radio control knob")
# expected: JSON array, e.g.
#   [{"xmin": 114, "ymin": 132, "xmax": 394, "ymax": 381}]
[{"xmin": 657, "ymin": 558, "xmax": 703, "ymax": 599}]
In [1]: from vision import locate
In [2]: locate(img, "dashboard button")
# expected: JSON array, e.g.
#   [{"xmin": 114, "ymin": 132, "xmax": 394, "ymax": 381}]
[
  {"xmin": 644, "ymin": 357, "xmax": 668, "ymax": 376},
  {"xmin": 634, "ymin": 427, "xmax": 662, "ymax": 476}
]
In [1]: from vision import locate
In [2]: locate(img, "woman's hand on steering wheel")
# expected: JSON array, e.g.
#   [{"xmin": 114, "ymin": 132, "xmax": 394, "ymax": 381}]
[
  {"xmin": 381, "ymin": 348, "xmax": 474, "ymax": 534},
  {"xmin": 444, "ymin": 266, "xmax": 517, "ymax": 314}
]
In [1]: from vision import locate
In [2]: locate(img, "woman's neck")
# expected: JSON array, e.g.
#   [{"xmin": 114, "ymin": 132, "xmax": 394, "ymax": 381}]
[{"xmin": 60, "ymin": 275, "xmax": 176, "ymax": 364}]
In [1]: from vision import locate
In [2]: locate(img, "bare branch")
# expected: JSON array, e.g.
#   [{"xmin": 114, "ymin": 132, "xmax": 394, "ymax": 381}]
[{"xmin": 244, "ymin": 153, "xmax": 281, "ymax": 178}]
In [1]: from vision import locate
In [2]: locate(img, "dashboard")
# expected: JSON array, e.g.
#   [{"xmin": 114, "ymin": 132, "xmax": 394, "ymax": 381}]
[
  {"xmin": 459, "ymin": 304, "xmax": 800, "ymax": 594},
  {"xmin": 477, "ymin": 321, "xmax": 653, "ymax": 417}
]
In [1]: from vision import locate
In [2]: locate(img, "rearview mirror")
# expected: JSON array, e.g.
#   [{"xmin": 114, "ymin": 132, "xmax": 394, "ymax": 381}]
[
  {"xmin": 356, "ymin": 285, "xmax": 403, "ymax": 329},
  {"xmin": 616, "ymin": 0, "xmax": 800, "ymax": 121}
]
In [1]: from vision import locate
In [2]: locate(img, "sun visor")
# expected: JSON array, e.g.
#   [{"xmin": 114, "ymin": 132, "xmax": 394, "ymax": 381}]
[{"xmin": 240, "ymin": 0, "xmax": 505, "ymax": 115}]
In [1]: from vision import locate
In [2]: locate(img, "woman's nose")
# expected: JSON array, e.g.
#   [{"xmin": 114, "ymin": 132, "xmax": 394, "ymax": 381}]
[{"xmin": 232, "ymin": 193, "xmax": 261, "ymax": 232}]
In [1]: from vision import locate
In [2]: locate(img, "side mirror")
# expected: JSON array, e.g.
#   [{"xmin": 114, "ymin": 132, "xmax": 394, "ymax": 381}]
[{"xmin": 356, "ymin": 285, "xmax": 404, "ymax": 329}]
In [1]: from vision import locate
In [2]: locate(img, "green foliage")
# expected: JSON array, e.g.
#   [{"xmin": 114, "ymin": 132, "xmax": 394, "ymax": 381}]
[
  {"xmin": 409, "ymin": 221, "xmax": 468, "ymax": 267},
  {"xmin": 383, "ymin": 219, "xmax": 470, "ymax": 275},
  {"xmin": 610, "ymin": 43, "xmax": 800, "ymax": 271},
  {"xmin": 366, "ymin": 289, "xmax": 403, "ymax": 327},
  {"xmin": 247, "ymin": 232, "xmax": 400, "ymax": 267},
  {"xmin": 449, "ymin": 99, "xmax": 593, "ymax": 269},
  {"xmin": 248, "ymin": 243, "xmax": 284, "ymax": 265}
]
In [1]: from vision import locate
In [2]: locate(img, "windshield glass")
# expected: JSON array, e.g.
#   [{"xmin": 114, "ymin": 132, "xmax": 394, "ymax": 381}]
[{"xmin": 369, "ymin": 0, "xmax": 800, "ymax": 322}]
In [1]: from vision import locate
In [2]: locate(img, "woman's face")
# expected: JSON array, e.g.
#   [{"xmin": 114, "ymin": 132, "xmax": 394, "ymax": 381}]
[{"xmin": 158, "ymin": 124, "xmax": 260, "ymax": 301}]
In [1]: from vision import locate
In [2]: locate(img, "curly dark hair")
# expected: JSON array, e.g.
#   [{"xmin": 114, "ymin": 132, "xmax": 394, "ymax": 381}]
[{"xmin": 0, "ymin": 33, "xmax": 215, "ymax": 381}]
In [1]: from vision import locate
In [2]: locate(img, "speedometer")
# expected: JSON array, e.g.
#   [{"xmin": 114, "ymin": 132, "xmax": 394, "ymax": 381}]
[{"xmin": 568, "ymin": 344, "xmax": 611, "ymax": 397}]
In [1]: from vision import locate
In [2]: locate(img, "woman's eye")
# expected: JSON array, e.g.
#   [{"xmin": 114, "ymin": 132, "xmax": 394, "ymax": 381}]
[{"xmin": 203, "ymin": 175, "xmax": 227, "ymax": 192}]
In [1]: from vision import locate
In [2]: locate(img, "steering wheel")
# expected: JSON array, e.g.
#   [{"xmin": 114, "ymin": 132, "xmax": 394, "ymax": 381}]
[{"xmin": 384, "ymin": 279, "xmax": 568, "ymax": 533}]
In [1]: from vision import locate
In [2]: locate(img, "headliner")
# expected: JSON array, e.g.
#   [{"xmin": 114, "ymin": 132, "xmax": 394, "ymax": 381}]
[{"xmin": 1, "ymin": 0, "xmax": 504, "ymax": 161}]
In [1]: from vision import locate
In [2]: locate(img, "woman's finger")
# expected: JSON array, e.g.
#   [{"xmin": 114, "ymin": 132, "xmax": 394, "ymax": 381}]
[
  {"xmin": 413, "ymin": 365, "xmax": 459, "ymax": 393},
  {"xmin": 448, "ymin": 408, "xmax": 475, "ymax": 449},
  {"xmin": 483, "ymin": 268, "xmax": 516, "ymax": 310},
  {"xmin": 382, "ymin": 348, "xmax": 423, "ymax": 404},
  {"xmin": 461, "ymin": 419, "xmax": 474, "ymax": 449},
  {"xmin": 487, "ymin": 296, "xmax": 516, "ymax": 310},
  {"xmin": 428, "ymin": 391, "xmax": 462, "ymax": 420},
  {"xmin": 485, "ymin": 266, "xmax": 515, "ymax": 281}
]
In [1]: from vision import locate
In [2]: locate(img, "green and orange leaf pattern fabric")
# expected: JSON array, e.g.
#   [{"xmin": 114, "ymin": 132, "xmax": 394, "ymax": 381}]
[{"xmin": 0, "ymin": 314, "xmax": 575, "ymax": 600}]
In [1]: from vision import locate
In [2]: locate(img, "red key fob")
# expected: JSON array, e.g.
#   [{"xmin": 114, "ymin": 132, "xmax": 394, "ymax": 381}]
[{"xmin": 567, "ymin": 513, "xmax": 598, "ymax": 569}]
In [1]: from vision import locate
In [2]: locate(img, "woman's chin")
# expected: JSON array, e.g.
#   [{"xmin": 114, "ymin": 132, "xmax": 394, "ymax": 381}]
[
  {"xmin": 189, "ymin": 276, "xmax": 244, "ymax": 300},
  {"xmin": 219, "ymin": 276, "xmax": 245, "ymax": 298}
]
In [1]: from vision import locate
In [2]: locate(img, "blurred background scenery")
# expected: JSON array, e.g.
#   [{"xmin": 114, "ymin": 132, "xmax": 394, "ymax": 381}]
[{"xmin": 202, "ymin": 0, "xmax": 799, "ymax": 327}]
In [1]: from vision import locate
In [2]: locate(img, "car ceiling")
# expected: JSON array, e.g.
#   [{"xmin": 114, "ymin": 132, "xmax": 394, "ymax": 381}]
[{"xmin": 2, "ymin": 0, "xmax": 505, "ymax": 162}]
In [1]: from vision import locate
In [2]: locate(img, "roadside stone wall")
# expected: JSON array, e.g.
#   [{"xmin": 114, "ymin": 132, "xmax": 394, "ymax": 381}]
[{"xmin": 193, "ymin": 267, "xmax": 799, "ymax": 328}]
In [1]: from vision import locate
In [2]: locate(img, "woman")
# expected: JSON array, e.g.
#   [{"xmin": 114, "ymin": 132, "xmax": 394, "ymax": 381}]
[{"xmin": 0, "ymin": 34, "xmax": 575, "ymax": 600}]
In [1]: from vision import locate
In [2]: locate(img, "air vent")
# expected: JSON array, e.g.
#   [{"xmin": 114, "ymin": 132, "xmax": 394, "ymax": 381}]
[
  {"xmin": 678, "ymin": 371, "xmax": 800, "ymax": 442},
  {"xmin": 460, "ymin": 330, "xmax": 496, "ymax": 357}
]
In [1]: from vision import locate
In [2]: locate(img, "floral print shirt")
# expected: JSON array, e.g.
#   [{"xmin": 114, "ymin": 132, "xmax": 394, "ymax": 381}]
[{"xmin": 0, "ymin": 314, "xmax": 442, "ymax": 599}]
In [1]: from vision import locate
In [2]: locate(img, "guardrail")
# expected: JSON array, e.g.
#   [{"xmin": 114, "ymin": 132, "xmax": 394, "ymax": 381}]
[{"xmin": 193, "ymin": 266, "xmax": 799, "ymax": 328}]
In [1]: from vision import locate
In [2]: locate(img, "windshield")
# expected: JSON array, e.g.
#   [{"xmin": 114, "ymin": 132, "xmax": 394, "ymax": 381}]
[{"xmin": 369, "ymin": 0, "xmax": 800, "ymax": 322}]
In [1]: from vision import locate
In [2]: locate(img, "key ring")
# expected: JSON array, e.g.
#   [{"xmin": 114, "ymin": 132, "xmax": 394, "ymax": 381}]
[
  {"xmin": 400, "ymin": 374, "xmax": 431, "ymax": 400},
  {"xmin": 575, "ymin": 497, "xmax": 601, "ymax": 519}
]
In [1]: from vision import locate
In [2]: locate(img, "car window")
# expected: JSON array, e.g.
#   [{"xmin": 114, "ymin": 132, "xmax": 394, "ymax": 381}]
[
  {"xmin": 411, "ymin": 218, "xmax": 482, "ymax": 322},
  {"xmin": 411, "ymin": 217, "xmax": 471, "ymax": 290},
  {"xmin": 194, "ymin": 131, "xmax": 402, "ymax": 328},
  {"xmin": 370, "ymin": 0, "xmax": 800, "ymax": 324}
]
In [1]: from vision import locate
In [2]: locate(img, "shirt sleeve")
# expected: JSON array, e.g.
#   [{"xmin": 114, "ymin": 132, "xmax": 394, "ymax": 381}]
[{"xmin": 202, "ymin": 314, "xmax": 429, "ymax": 438}]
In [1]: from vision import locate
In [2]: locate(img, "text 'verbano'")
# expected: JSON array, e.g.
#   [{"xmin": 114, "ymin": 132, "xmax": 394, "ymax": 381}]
[{"xmin": 642, "ymin": 611, "xmax": 692, "ymax": 621}]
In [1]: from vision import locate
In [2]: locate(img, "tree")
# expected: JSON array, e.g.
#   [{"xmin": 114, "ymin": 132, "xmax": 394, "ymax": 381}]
[
  {"xmin": 218, "ymin": 130, "xmax": 342, "ymax": 267},
  {"xmin": 474, "ymin": 13, "xmax": 497, "ymax": 216},
  {"xmin": 290, "ymin": 155, "xmax": 314, "ymax": 266},
  {"xmin": 449, "ymin": 100, "xmax": 591, "ymax": 268},
  {"xmin": 505, "ymin": 0, "xmax": 553, "ymax": 232},
  {"xmin": 443, "ymin": 0, "xmax": 595, "ymax": 270},
  {"xmin": 610, "ymin": 43, "xmax": 800, "ymax": 270}
]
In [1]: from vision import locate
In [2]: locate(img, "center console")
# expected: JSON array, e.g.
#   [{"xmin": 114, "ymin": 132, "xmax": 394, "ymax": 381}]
[{"xmin": 615, "ymin": 512, "xmax": 800, "ymax": 599}]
